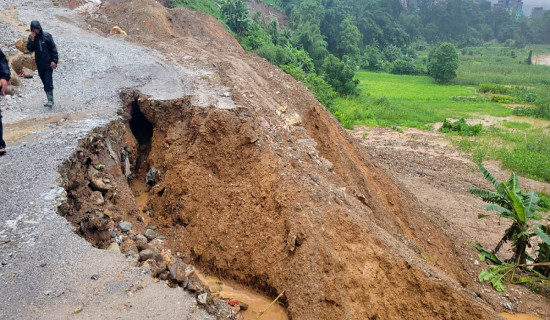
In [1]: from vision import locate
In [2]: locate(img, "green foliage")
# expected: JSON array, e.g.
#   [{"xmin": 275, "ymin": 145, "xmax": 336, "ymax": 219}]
[
  {"xmin": 240, "ymin": 23, "xmax": 272, "ymax": 50},
  {"xmin": 440, "ymin": 118, "xmax": 482, "ymax": 136},
  {"xmin": 512, "ymin": 107, "xmax": 537, "ymax": 117},
  {"xmin": 221, "ymin": 0, "xmax": 251, "ymax": 35},
  {"xmin": 321, "ymin": 54, "xmax": 359, "ymax": 96},
  {"xmin": 428, "ymin": 42, "xmax": 459, "ymax": 83},
  {"xmin": 470, "ymin": 164, "xmax": 545, "ymax": 265},
  {"xmin": 470, "ymin": 164, "xmax": 550, "ymax": 290},
  {"xmin": 536, "ymin": 192, "xmax": 550, "ymax": 212},
  {"xmin": 526, "ymin": 50, "xmax": 533, "ymax": 65},
  {"xmin": 502, "ymin": 121, "xmax": 531, "ymax": 130},
  {"xmin": 390, "ymin": 59, "xmax": 424, "ymax": 75},
  {"xmin": 167, "ymin": 0, "xmax": 221, "ymax": 18},
  {"xmin": 337, "ymin": 17, "xmax": 361, "ymax": 60},
  {"xmin": 383, "ymin": 44, "xmax": 402, "ymax": 63},
  {"xmin": 361, "ymin": 45, "xmax": 384, "ymax": 71}
]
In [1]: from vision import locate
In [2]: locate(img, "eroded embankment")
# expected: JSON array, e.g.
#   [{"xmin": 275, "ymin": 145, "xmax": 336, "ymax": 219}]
[{"xmin": 57, "ymin": 88, "xmax": 499, "ymax": 320}]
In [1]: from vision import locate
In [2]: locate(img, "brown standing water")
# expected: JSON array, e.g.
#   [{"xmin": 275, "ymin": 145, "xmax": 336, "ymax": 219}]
[
  {"xmin": 196, "ymin": 272, "xmax": 288, "ymax": 320},
  {"xmin": 500, "ymin": 313, "xmax": 545, "ymax": 320}
]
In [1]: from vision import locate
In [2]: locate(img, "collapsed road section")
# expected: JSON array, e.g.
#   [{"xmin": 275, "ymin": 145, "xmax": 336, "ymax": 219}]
[{"xmin": 58, "ymin": 90, "xmax": 497, "ymax": 319}]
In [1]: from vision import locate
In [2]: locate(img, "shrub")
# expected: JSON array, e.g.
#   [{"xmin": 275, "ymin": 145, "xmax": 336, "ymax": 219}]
[
  {"xmin": 440, "ymin": 118, "xmax": 482, "ymax": 136},
  {"xmin": 390, "ymin": 59, "xmax": 424, "ymax": 75}
]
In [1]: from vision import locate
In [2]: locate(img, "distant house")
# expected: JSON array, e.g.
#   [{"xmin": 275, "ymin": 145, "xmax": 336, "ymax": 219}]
[{"xmin": 531, "ymin": 7, "xmax": 544, "ymax": 18}]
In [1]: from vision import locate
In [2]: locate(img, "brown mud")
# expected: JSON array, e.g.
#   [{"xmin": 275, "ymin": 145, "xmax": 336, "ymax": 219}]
[{"xmin": 55, "ymin": 0, "xmax": 549, "ymax": 319}]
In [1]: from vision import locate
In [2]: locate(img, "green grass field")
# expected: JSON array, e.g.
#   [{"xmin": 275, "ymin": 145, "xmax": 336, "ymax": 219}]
[
  {"xmin": 329, "ymin": 45, "xmax": 550, "ymax": 182},
  {"xmin": 330, "ymin": 72, "xmax": 512, "ymax": 129},
  {"xmin": 456, "ymin": 45, "xmax": 550, "ymax": 86}
]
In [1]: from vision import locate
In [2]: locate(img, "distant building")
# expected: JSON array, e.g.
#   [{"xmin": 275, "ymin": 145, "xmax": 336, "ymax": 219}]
[{"xmin": 531, "ymin": 7, "xmax": 544, "ymax": 18}]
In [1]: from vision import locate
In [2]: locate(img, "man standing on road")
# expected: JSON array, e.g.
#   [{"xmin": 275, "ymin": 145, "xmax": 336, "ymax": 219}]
[
  {"xmin": 27, "ymin": 20, "xmax": 58, "ymax": 108},
  {"xmin": 0, "ymin": 48, "xmax": 11, "ymax": 156}
]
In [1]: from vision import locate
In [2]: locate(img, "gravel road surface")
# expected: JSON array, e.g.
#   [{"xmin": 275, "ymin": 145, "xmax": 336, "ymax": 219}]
[{"xmin": 0, "ymin": 1, "xmax": 213, "ymax": 319}]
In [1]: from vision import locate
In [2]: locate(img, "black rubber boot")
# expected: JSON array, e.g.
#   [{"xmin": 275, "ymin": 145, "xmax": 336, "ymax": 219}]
[{"xmin": 44, "ymin": 90, "xmax": 54, "ymax": 107}]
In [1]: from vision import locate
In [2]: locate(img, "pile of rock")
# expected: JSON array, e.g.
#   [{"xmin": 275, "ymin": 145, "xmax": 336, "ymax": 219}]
[{"xmin": 5, "ymin": 36, "xmax": 37, "ymax": 95}]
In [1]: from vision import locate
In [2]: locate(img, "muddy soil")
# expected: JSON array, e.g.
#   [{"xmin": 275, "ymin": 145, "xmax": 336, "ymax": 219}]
[
  {"xmin": 352, "ymin": 126, "xmax": 550, "ymax": 319},
  {"xmin": 54, "ymin": 1, "xmax": 550, "ymax": 319},
  {"xmin": 532, "ymin": 54, "xmax": 550, "ymax": 66},
  {"xmin": 245, "ymin": 0, "xmax": 289, "ymax": 28}
]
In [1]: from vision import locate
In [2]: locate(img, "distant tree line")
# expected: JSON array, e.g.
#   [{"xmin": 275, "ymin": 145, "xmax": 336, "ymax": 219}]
[{"xmin": 168, "ymin": 0, "xmax": 550, "ymax": 102}]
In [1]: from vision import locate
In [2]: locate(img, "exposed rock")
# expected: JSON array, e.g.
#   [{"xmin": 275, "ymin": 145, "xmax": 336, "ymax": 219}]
[
  {"xmin": 110, "ymin": 26, "xmax": 127, "ymax": 36},
  {"xmin": 145, "ymin": 167, "xmax": 159, "ymax": 185},
  {"xmin": 4, "ymin": 85, "xmax": 18, "ymax": 96},
  {"xmin": 142, "ymin": 258, "xmax": 167, "ymax": 277},
  {"xmin": 87, "ymin": 167, "xmax": 114, "ymax": 191},
  {"xmin": 90, "ymin": 191, "xmax": 105, "ymax": 205},
  {"xmin": 107, "ymin": 242, "xmax": 120, "ymax": 253},
  {"xmin": 9, "ymin": 54, "xmax": 36, "ymax": 73},
  {"xmin": 186, "ymin": 273, "xmax": 207, "ymax": 293},
  {"xmin": 134, "ymin": 234, "xmax": 148, "ymax": 248},
  {"xmin": 9, "ymin": 71, "xmax": 21, "ymax": 87},
  {"xmin": 197, "ymin": 293, "xmax": 208, "ymax": 305},
  {"xmin": 144, "ymin": 228, "xmax": 158, "ymax": 240},
  {"xmin": 15, "ymin": 37, "xmax": 30, "ymax": 54},
  {"xmin": 169, "ymin": 260, "xmax": 194, "ymax": 284},
  {"xmin": 20, "ymin": 67, "xmax": 34, "ymax": 78},
  {"xmin": 159, "ymin": 271, "xmax": 170, "ymax": 281},
  {"xmin": 118, "ymin": 221, "xmax": 132, "ymax": 232},
  {"xmin": 139, "ymin": 249, "xmax": 154, "ymax": 261}
]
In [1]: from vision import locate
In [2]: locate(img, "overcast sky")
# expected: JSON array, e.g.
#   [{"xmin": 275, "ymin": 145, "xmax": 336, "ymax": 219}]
[{"xmin": 491, "ymin": 0, "xmax": 550, "ymax": 16}]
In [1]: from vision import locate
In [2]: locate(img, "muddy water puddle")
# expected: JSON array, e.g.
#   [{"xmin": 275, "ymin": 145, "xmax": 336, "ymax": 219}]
[
  {"xmin": 500, "ymin": 313, "xmax": 545, "ymax": 320},
  {"xmin": 196, "ymin": 272, "xmax": 288, "ymax": 320}
]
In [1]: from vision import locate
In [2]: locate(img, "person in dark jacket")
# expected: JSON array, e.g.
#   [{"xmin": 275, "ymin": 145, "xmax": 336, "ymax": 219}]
[
  {"xmin": 0, "ymin": 49, "xmax": 10, "ymax": 155},
  {"xmin": 27, "ymin": 20, "xmax": 58, "ymax": 108}
]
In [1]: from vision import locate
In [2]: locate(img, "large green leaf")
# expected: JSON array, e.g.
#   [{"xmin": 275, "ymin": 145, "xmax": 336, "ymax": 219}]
[
  {"xmin": 534, "ymin": 225, "xmax": 550, "ymax": 246},
  {"xmin": 469, "ymin": 188, "xmax": 504, "ymax": 205},
  {"xmin": 503, "ymin": 183, "xmax": 526, "ymax": 223},
  {"xmin": 478, "ymin": 163, "xmax": 506, "ymax": 197},
  {"xmin": 473, "ymin": 243, "xmax": 503, "ymax": 264},
  {"xmin": 484, "ymin": 204, "xmax": 511, "ymax": 214},
  {"xmin": 523, "ymin": 191, "xmax": 539, "ymax": 219}
]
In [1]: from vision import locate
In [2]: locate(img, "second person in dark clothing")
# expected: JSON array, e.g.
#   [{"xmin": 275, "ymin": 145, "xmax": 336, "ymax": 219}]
[
  {"xmin": 27, "ymin": 20, "xmax": 58, "ymax": 108},
  {"xmin": 0, "ymin": 49, "xmax": 11, "ymax": 156}
]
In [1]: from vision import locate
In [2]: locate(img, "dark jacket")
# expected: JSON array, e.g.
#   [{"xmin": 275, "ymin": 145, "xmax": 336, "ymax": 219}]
[
  {"xmin": 27, "ymin": 21, "xmax": 58, "ymax": 70},
  {"xmin": 0, "ymin": 49, "xmax": 10, "ymax": 82}
]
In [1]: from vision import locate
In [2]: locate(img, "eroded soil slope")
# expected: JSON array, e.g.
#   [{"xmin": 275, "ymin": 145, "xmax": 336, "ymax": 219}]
[{"xmin": 58, "ymin": 0, "xmax": 512, "ymax": 319}]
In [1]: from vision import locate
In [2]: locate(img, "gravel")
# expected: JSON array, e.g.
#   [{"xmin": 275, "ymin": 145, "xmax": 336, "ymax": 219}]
[{"xmin": 0, "ymin": 1, "xmax": 212, "ymax": 319}]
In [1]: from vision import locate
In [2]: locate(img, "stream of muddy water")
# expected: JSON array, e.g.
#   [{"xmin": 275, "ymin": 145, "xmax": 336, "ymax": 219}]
[
  {"xmin": 500, "ymin": 313, "xmax": 544, "ymax": 320},
  {"xmin": 196, "ymin": 272, "xmax": 288, "ymax": 320}
]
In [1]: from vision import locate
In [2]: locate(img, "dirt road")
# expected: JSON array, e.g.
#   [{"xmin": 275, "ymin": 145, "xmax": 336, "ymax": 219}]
[
  {"xmin": 0, "ymin": 1, "xmax": 213, "ymax": 319},
  {"xmin": 532, "ymin": 54, "xmax": 550, "ymax": 66}
]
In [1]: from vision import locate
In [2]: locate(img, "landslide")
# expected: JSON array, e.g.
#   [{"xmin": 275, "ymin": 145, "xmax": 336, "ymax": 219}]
[{"xmin": 69, "ymin": 0, "xmax": 500, "ymax": 319}]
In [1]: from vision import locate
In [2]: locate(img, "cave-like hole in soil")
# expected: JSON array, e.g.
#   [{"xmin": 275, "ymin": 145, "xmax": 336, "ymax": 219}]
[
  {"xmin": 129, "ymin": 100, "xmax": 153, "ymax": 172},
  {"xmin": 59, "ymin": 95, "xmax": 289, "ymax": 320}
]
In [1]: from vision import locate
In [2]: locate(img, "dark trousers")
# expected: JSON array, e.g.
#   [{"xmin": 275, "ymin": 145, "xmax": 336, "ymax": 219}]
[{"xmin": 38, "ymin": 67, "xmax": 54, "ymax": 92}]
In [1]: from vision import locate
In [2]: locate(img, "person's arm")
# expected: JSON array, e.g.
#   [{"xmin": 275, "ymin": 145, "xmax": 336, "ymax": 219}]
[
  {"xmin": 47, "ymin": 34, "xmax": 58, "ymax": 68},
  {"xmin": 0, "ymin": 58, "xmax": 10, "ymax": 82},
  {"xmin": 0, "ymin": 58, "xmax": 10, "ymax": 95},
  {"xmin": 27, "ymin": 32, "xmax": 36, "ymax": 53}
]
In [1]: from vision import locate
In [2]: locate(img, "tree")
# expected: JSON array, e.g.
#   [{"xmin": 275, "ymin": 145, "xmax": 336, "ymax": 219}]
[
  {"xmin": 221, "ymin": 0, "xmax": 251, "ymax": 35},
  {"xmin": 336, "ymin": 17, "xmax": 361, "ymax": 60},
  {"xmin": 427, "ymin": 42, "xmax": 459, "ymax": 83},
  {"xmin": 321, "ymin": 54, "xmax": 359, "ymax": 96}
]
